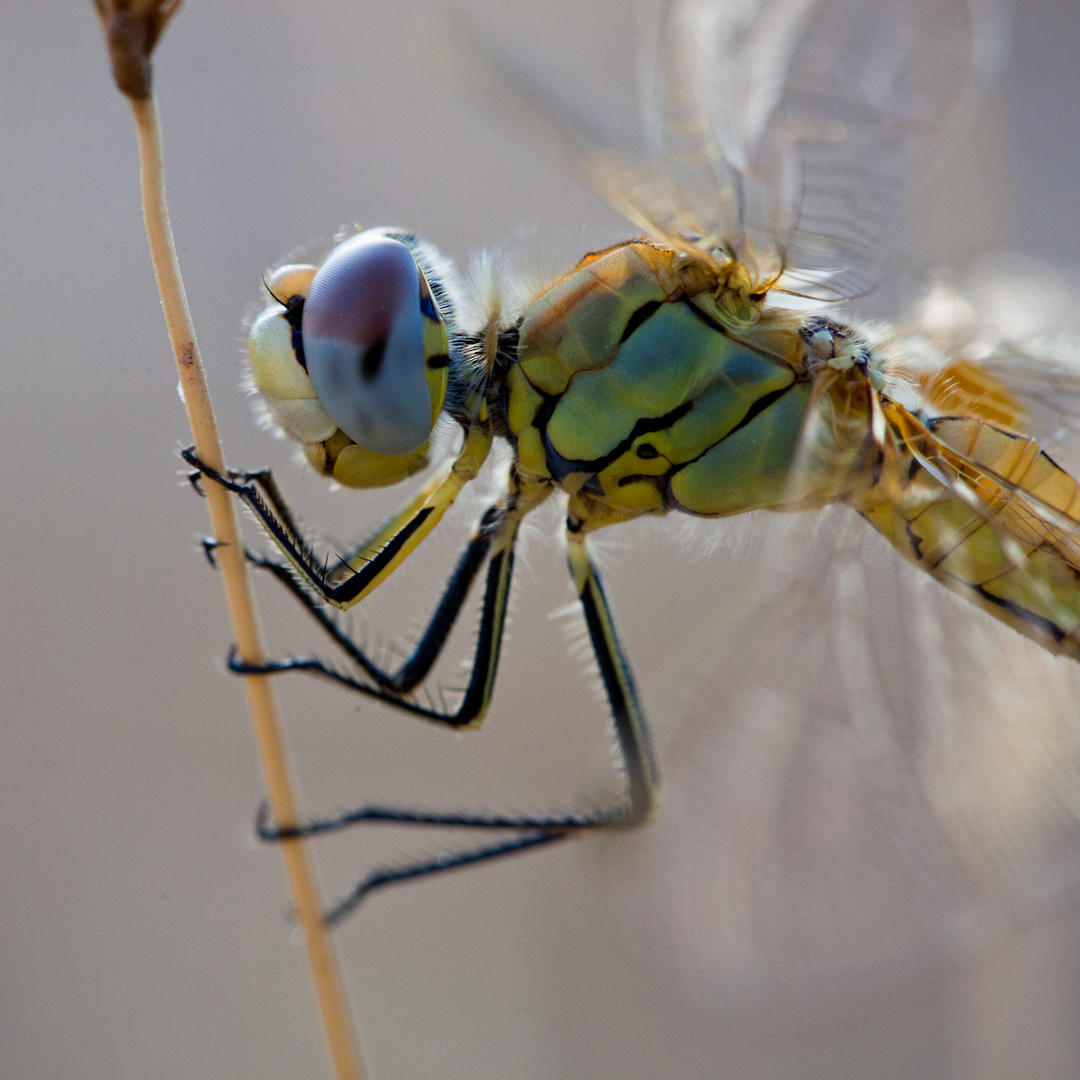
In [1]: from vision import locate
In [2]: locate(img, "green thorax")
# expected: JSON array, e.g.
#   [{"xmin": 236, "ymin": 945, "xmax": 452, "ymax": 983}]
[{"xmin": 502, "ymin": 240, "xmax": 872, "ymax": 518}]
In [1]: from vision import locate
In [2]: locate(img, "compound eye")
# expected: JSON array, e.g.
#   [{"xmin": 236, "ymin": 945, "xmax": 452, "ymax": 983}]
[{"xmin": 302, "ymin": 232, "xmax": 435, "ymax": 456}]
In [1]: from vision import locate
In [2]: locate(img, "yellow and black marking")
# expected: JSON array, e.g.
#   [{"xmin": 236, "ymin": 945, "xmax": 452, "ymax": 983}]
[
  {"xmin": 850, "ymin": 403, "xmax": 1080, "ymax": 659},
  {"xmin": 507, "ymin": 241, "xmax": 813, "ymax": 518}
]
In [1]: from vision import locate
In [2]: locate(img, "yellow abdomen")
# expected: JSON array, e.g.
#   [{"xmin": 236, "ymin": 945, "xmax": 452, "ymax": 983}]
[{"xmin": 853, "ymin": 403, "xmax": 1080, "ymax": 659}]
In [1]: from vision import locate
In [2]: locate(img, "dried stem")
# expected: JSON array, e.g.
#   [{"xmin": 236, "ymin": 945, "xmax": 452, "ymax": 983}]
[{"xmin": 95, "ymin": 4, "xmax": 367, "ymax": 1078}]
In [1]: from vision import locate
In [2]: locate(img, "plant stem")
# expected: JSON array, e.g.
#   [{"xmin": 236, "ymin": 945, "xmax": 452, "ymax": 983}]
[{"xmin": 129, "ymin": 90, "xmax": 368, "ymax": 1080}]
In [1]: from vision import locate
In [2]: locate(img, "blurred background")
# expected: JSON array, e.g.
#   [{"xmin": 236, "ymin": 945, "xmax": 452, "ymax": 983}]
[{"xmin": 4, "ymin": 1, "xmax": 1080, "ymax": 1078}]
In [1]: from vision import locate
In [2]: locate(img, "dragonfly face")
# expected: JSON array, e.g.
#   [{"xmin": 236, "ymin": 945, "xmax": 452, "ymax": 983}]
[{"xmin": 191, "ymin": 0, "xmax": 1080, "ymax": 980}]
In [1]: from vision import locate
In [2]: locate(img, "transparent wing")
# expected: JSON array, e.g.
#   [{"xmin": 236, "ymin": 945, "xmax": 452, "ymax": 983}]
[
  {"xmin": 602, "ymin": 508, "xmax": 1080, "ymax": 1012},
  {"xmin": 907, "ymin": 258, "xmax": 1080, "ymax": 463},
  {"xmin": 437, "ymin": 0, "xmax": 1005, "ymax": 299},
  {"xmin": 624, "ymin": 0, "xmax": 1006, "ymax": 298}
]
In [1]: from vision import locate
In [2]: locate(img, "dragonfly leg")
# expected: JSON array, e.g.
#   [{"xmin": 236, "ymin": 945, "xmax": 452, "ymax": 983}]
[
  {"xmin": 184, "ymin": 434, "xmax": 525, "ymax": 702},
  {"xmin": 254, "ymin": 497, "xmax": 664, "ymax": 921},
  {"xmin": 230, "ymin": 498, "xmax": 514, "ymax": 715},
  {"xmin": 181, "ymin": 427, "xmax": 492, "ymax": 609},
  {"xmin": 566, "ymin": 513, "xmax": 661, "ymax": 829},
  {"xmin": 226, "ymin": 474, "xmax": 545, "ymax": 728},
  {"xmin": 189, "ymin": 440, "xmax": 658, "ymax": 907},
  {"xmin": 242, "ymin": 503, "xmax": 502, "ymax": 694},
  {"xmin": 257, "ymin": 801, "xmax": 592, "ymax": 924},
  {"xmin": 185, "ymin": 446, "xmax": 498, "ymax": 690}
]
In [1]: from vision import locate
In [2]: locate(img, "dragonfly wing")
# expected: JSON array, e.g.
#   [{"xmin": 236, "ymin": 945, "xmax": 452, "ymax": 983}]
[
  {"xmin": 429, "ymin": 0, "xmax": 1005, "ymax": 294},
  {"xmin": 601, "ymin": 508, "xmax": 1080, "ymax": 1011},
  {"xmin": 637, "ymin": 0, "xmax": 1007, "ymax": 298},
  {"xmin": 907, "ymin": 260, "xmax": 1080, "ymax": 461}
]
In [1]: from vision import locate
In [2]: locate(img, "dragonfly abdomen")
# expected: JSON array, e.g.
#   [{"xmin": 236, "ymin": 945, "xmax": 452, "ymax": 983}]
[{"xmin": 854, "ymin": 406, "xmax": 1080, "ymax": 659}]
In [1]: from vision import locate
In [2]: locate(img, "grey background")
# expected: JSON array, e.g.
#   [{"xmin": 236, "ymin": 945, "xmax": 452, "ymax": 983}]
[{"xmin": 4, "ymin": 1, "xmax": 1080, "ymax": 1078}]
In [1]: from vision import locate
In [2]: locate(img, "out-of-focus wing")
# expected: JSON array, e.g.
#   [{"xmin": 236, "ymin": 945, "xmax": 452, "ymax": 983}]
[
  {"xmin": 437, "ymin": 0, "xmax": 1005, "ymax": 300},
  {"xmin": 601, "ymin": 507, "xmax": 1080, "ymax": 1011},
  {"xmin": 436, "ymin": 0, "xmax": 1002, "ymax": 300},
  {"xmin": 628, "ymin": 0, "xmax": 1006, "ymax": 298},
  {"xmin": 904, "ymin": 259, "xmax": 1080, "ymax": 464}
]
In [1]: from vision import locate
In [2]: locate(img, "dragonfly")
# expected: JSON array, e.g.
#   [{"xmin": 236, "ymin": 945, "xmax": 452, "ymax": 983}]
[{"xmin": 186, "ymin": 0, "xmax": 1080, "ymax": 959}]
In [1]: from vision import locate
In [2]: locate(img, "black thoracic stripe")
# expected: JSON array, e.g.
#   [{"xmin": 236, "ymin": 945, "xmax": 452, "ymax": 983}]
[
  {"xmin": 619, "ymin": 300, "xmax": 663, "ymax": 343},
  {"xmin": 722, "ymin": 383, "xmax": 792, "ymax": 439},
  {"xmin": 361, "ymin": 338, "xmax": 386, "ymax": 381},
  {"xmin": 679, "ymin": 295, "xmax": 728, "ymax": 334},
  {"xmin": 333, "ymin": 506, "xmax": 434, "ymax": 604},
  {"xmin": 666, "ymin": 383, "xmax": 797, "ymax": 477},
  {"xmin": 542, "ymin": 400, "xmax": 694, "ymax": 482},
  {"xmin": 969, "ymin": 581, "xmax": 1066, "ymax": 643},
  {"xmin": 614, "ymin": 386, "xmax": 794, "ymax": 491}
]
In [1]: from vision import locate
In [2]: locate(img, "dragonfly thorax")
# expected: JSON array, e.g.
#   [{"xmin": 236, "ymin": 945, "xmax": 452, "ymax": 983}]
[{"xmin": 501, "ymin": 240, "xmax": 877, "ymax": 521}]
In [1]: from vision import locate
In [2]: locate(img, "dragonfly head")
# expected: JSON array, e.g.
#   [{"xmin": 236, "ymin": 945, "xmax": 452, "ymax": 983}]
[{"xmin": 249, "ymin": 228, "xmax": 454, "ymax": 487}]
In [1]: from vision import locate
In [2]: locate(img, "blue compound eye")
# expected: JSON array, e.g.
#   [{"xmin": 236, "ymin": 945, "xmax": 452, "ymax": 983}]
[{"xmin": 302, "ymin": 232, "xmax": 435, "ymax": 456}]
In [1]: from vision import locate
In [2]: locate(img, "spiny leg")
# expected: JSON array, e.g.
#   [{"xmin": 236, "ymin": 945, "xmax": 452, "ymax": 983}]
[
  {"xmin": 187, "ymin": 446, "xmax": 500, "ymax": 693},
  {"xmin": 322, "ymin": 835, "xmax": 570, "ymax": 924},
  {"xmin": 259, "ymin": 500, "xmax": 662, "ymax": 921},
  {"xmin": 565, "ymin": 508, "xmax": 660, "ymax": 829},
  {"xmin": 182, "ymin": 425, "xmax": 492, "ymax": 609},
  {"xmin": 187, "ymin": 446, "xmax": 660, "ymax": 911},
  {"xmin": 258, "ymin": 802, "xmax": 590, "ymax": 925},
  {"xmin": 185, "ymin": 428, "xmax": 514, "ymax": 694},
  {"xmin": 190, "ymin": 459, "xmax": 309, "ymax": 555},
  {"xmin": 241, "ymin": 504, "xmax": 501, "ymax": 695},
  {"xmin": 231, "ymin": 480, "xmax": 534, "ymax": 727}
]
